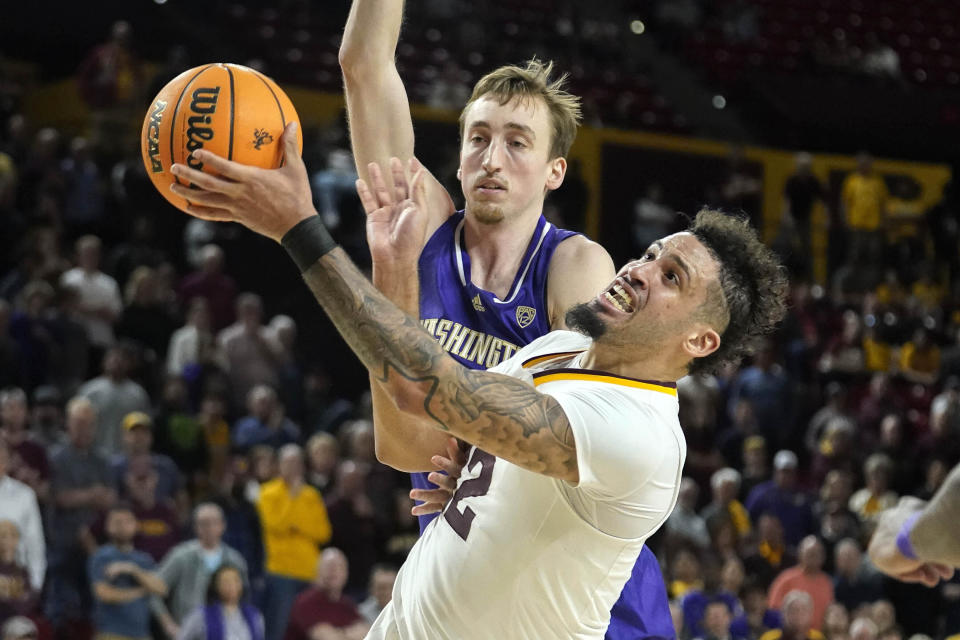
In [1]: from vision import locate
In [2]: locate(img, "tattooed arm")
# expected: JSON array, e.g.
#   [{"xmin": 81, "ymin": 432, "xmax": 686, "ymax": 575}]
[
  {"xmin": 300, "ymin": 246, "xmax": 579, "ymax": 482},
  {"xmin": 168, "ymin": 131, "xmax": 579, "ymax": 483}
]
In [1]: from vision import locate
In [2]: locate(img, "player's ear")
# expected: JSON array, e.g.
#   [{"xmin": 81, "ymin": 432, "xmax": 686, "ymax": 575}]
[
  {"xmin": 545, "ymin": 156, "xmax": 566, "ymax": 191},
  {"xmin": 456, "ymin": 167, "xmax": 463, "ymax": 181},
  {"xmin": 683, "ymin": 326, "xmax": 720, "ymax": 360}
]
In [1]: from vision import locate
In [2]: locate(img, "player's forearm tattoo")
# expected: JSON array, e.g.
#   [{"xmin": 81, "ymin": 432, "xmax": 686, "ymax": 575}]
[
  {"xmin": 301, "ymin": 249, "xmax": 577, "ymax": 479},
  {"xmin": 912, "ymin": 463, "xmax": 960, "ymax": 566}
]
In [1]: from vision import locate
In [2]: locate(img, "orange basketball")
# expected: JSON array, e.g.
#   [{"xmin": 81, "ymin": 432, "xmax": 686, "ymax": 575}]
[{"xmin": 140, "ymin": 63, "xmax": 303, "ymax": 213}]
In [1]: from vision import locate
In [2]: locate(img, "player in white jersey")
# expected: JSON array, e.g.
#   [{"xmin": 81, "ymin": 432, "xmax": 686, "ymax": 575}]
[
  {"xmin": 377, "ymin": 331, "xmax": 685, "ymax": 638},
  {"xmin": 166, "ymin": 133, "xmax": 789, "ymax": 638}
]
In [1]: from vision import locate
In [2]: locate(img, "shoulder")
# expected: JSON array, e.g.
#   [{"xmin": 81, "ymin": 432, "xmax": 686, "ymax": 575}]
[
  {"xmin": 546, "ymin": 236, "xmax": 615, "ymax": 327},
  {"xmin": 549, "ymin": 234, "xmax": 614, "ymax": 279}
]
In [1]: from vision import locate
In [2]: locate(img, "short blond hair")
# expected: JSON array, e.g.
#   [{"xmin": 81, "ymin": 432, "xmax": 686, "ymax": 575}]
[{"xmin": 459, "ymin": 59, "xmax": 582, "ymax": 160}]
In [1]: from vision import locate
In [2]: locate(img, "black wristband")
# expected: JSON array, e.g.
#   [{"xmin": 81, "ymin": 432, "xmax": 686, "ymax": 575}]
[{"xmin": 281, "ymin": 216, "xmax": 338, "ymax": 272}]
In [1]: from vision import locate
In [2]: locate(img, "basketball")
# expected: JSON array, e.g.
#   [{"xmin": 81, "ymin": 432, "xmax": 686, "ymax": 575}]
[{"xmin": 140, "ymin": 62, "xmax": 303, "ymax": 213}]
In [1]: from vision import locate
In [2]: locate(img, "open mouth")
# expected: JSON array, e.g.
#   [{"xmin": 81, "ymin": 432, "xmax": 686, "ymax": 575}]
[
  {"xmin": 476, "ymin": 179, "xmax": 506, "ymax": 192},
  {"xmin": 600, "ymin": 279, "xmax": 638, "ymax": 314}
]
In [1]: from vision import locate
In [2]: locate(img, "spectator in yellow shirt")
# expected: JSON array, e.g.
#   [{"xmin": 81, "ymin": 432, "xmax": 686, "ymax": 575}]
[
  {"xmin": 841, "ymin": 153, "xmax": 888, "ymax": 266},
  {"xmin": 256, "ymin": 444, "xmax": 332, "ymax": 640},
  {"xmin": 898, "ymin": 327, "xmax": 941, "ymax": 386}
]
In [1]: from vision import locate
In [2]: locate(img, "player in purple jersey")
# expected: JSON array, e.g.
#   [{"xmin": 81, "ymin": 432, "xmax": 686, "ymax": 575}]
[{"xmin": 339, "ymin": 1, "xmax": 675, "ymax": 637}]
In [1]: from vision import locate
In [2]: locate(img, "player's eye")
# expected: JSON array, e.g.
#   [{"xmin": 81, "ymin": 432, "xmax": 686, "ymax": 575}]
[
  {"xmin": 510, "ymin": 140, "xmax": 526, "ymax": 148},
  {"xmin": 643, "ymin": 252, "xmax": 655, "ymax": 261},
  {"xmin": 470, "ymin": 135, "xmax": 485, "ymax": 144},
  {"xmin": 666, "ymin": 271, "xmax": 679, "ymax": 283}
]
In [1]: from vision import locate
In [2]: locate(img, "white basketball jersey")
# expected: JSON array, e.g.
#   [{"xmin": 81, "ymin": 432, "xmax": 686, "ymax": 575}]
[{"xmin": 367, "ymin": 331, "xmax": 686, "ymax": 639}]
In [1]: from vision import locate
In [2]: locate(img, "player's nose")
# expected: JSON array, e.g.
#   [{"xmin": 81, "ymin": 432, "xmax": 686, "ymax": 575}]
[{"xmin": 481, "ymin": 139, "xmax": 504, "ymax": 172}]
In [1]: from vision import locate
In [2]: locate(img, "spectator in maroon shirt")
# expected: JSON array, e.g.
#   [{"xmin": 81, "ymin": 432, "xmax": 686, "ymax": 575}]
[
  {"xmin": 124, "ymin": 457, "xmax": 181, "ymax": 563},
  {"xmin": 283, "ymin": 548, "xmax": 368, "ymax": 640},
  {"xmin": 0, "ymin": 388, "xmax": 48, "ymax": 502},
  {"xmin": 178, "ymin": 245, "xmax": 238, "ymax": 333}
]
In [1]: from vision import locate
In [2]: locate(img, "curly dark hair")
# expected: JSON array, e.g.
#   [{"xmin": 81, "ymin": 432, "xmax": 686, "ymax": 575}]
[{"xmin": 687, "ymin": 209, "xmax": 788, "ymax": 375}]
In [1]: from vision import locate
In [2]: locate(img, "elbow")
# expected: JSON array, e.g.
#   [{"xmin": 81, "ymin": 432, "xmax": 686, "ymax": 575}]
[
  {"xmin": 338, "ymin": 42, "xmax": 373, "ymax": 78},
  {"xmin": 391, "ymin": 382, "xmax": 427, "ymax": 417}
]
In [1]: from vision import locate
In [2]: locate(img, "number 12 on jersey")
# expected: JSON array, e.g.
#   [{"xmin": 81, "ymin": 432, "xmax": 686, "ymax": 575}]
[{"xmin": 443, "ymin": 449, "xmax": 496, "ymax": 541}]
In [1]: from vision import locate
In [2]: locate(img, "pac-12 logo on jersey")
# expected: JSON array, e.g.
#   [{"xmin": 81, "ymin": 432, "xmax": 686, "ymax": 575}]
[
  {"xmin": 516, "ymin": 306, "xmax": 536, "ymax": 328},
  {"xmin": 472, "ymin": 294, "xmax": 486, "ymax": 312}
]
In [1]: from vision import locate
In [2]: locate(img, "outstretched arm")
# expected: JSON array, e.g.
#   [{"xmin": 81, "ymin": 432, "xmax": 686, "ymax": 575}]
[
  {"xmin": 338, "ymin": 0, "xmax": 454, "ymax": 229},
  {"xmin": 169, "ymin": 133, "xmax": 579, "ymax": 483},
  {"xmin": 868, "ymin": 463, "xmax": 960, "ymax": 586}
]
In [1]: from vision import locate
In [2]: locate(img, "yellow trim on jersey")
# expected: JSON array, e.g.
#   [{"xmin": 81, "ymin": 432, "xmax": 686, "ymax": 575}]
[
  {"xmin": 532, "ymin": 372, "xmax": 678, "ymax": 396},
  {"xmin": 521, "ymin": 351, "xmax": 584, "ymax": 368}
]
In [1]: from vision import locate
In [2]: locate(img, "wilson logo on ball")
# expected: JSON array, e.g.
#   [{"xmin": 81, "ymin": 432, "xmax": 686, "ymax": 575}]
[
  {"xmin": 145, "ymin": 99, "xmax": 167, "ymax": 173},
  {"xmin": 252, "ymin": 128, "xmax": 274, "ymax": 150},
  {"xmin": 186, "ymin": 87, "xmax": 221, "ymax": 169},
  {"xmin": 140, "ymin": 62, "xmax": 302, "ymax": 215}
]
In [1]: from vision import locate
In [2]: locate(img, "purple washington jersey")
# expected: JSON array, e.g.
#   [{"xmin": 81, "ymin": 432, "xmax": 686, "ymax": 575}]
[{"xmin": 412, "ymin": 210, "xmax": 675, "ymax": 640}]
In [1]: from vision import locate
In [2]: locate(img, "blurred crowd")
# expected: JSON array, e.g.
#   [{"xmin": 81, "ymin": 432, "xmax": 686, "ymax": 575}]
[{"xmin": 1, "ymin": 9, "xmax": 960, "ymax": 640}]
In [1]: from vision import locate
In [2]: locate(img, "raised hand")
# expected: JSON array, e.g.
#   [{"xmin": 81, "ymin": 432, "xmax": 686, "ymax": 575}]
[
  {"xmin": 169, "ymin": 122, "xmax": 315, "ymax": 243},
  {"xmin": 356, "ymin": 157, "xmax": 429, "ymax": 272}
]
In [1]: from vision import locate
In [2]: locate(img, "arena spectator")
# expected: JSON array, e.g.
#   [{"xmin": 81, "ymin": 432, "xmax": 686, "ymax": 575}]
[
  {"xmin": 831, "ymin": 539, "xmax": 882, "ymax": 611},
  {"xmin": 269, "ymin": 315, "xmax": 304, "ymax": 424},
  {"xmin": 256, "ymin": 445, "xmax": 331, "ymax": 640},
  {"xmin": 166, "ymin": 298, "xmax": 219, "ymax": 379},
  {"xmin": 209, "ymin": 462, "xmax": 264, "ymax": 600},
  {"xmin": 233, "ymin": 386, "xmax": 299, "ymax": 453},
  {"xmin": 152, "ymin": 503, "xmax": 249, "ymax": 636},
  {"xmin": 152, "ymin": 377, "xmax": 208, "ymax": 486},
  {"xmin": 728, "ymin": 342, "xmax": 792, "ymax": 450},
  {"xmin": 217, "ymin": 295, "xmax": 281, "ymax": 411},
  {"xmin": 121, "ymin": 457, "xmax": 181, "ymax": 562},
  {"xmin": 848, "ymin": 454, "xmax": 898, "ymax": 527},
  {"xmin": 8, "ymin": 281, "xmax": 57, "ymax": 392},
  {"xmin": 115, "ymin": 265, "xmax": 178, "ymax": 361},
  {"xmin": 743, "ymin": 513, "xmax": 796, "ymax": 589},
  {"xmin": 783, "ymin": 152, "xmax": 827, "ymax": 275},
  {"xmin": 59, "ymin": 235, "xmax": 123, "ymax": 360},
  {"xmin": 325, "ymin": 461, "xmax": 378, "ymax": 598},
  {"xmin": 175, "ymin": 563, "xmax": 264, "ymax": 640},
  {"xmin": 633, "ymin": 183, "xmax": 676, "ymax": 254},
  {"xmin": 282, "ymin": 548, "xmax": 368, "ymax": 640},
  {"xmin": 761, "ymin": 590, "xmax": 824, "ymax": 640},
  {"xmin": 0, "ymin": 520, "xmax": 38, "ymax": 621},
  {"xmin": 0, "ymin": 388, "xmax": 49, "ymax": 501},
  {"xmin": 897, "ymin": 328, "xmax": 940, "ymax": 386},
  {"xmin": 702, "ymin": 468, "xmax": 751, "ymax": 543},
  {"xmin": 841, "ymin": 153, "xmax": 887, "ymax": 268},
  {"xmin": 746, "ymin": 451, "xmax": 816, "ymax": 546},
  {"xmin": 29, "ymin": 385, "xmax": 64, "ymax": 449},
  {"xmin": 666, "ymin": 478, "xmax": 712, "ymax": 551},
  {"xmin": 88, "ymin": 505, "xmax": 166, "ymax": 640},
  {"xmin": 45, "ymin": 396, "xmax": 115, "ymax": 637},
  {"xmin": 178, "ymin": 245, "xmax": 237, "ymax": 333},
  {"xmin": 822, "ymin": 603, "xmax": 850, "ymax": 640},
  {"xmin": 305, "ymin": 433, "xmax": 339, "ymax": 494},
  {"xmin": 0, "ymin": 439, "xmax": 44, "ymax": 593},
  {"xmin": 59, "ymin": 137, "xmax": 105, "ymax": 237},
  {"xmin": 730, "ymin": 581, "xmax": 782, "ymax": 640},
  {"xmin": 111, "ymin": 411, "xmax": 183, "ymax": 508},
  {"xmin": 694, "ymin": 599, "xmax": 735, "ymax": 640},
  {"xmin": 77, "ymin": 345, "xmax": 150, "ymax": 456},
  {"xmin": 768, "ymin": 536, "xmax": 835, "ymax": 630},
  {"xmin": 814, "ymin": 472, "xmax": 862, "ymax": 561},
  {"xmin": 357, "ymin": 564, "xmax": 396, "ymax": 626}
]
